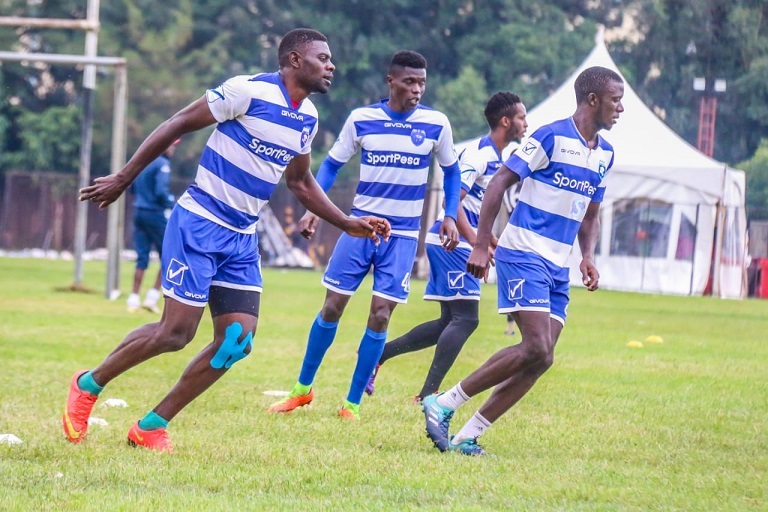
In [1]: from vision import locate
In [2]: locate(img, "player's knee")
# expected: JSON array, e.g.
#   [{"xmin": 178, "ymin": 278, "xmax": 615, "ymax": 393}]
[
  {"xmin": 321, "ymin": 298, "xmax": 347, "ymax": 323},
  {"xmin": 367, "ymin": 307, "xmax": 392, "ymax": 332},
  {"xmin": 210, "ymin": 321, "xmax": 253, "ymax": 369},
  {"xmin": 455, "ymin": 315, "xmax": 479, "ymax": 334},
  {"xmin": 521, "ymin": 339, "xmax": 551, "ymax": 366},
  {"xmin": 155, "ymin": 323, "xmax": 197, "ymax": 352}
]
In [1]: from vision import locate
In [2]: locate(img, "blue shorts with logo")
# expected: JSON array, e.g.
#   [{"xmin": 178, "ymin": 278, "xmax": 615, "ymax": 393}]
[
  {"xmin": 323, "ymin": 233, "xmax": 418, "ymax": 303},
  {"xmin": 423, "ymin": 243, "xmax": 480, "ymax": 301},
  {"xmin": 161, "ymin": 206, "xmax": 262, "ymax": 307},
  {"xmin": 495, "ymin": 250, "xmax": 570, "ymax": 325}
]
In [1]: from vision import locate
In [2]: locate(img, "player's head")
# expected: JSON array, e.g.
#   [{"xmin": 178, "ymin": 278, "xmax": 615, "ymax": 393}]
[
  {"xmin": 484, "ymin": 91, "xmax": 528, "ymax": 143},
  {"xmin": 386, "ymin": 50, "xmax": 427, "ymax": 113},
  {"xmin": 278, "ymin": 28, "xmax": 334, "ymax": 94},
  {"xmin": 574, "ymin": 66, "xmax": 624, "ymax": 131}
]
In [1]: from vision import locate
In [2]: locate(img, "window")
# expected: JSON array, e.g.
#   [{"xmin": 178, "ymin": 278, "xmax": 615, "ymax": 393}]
[{"xmin": 610, "ymin": 199, "xmax": 672, "ymax": 258}]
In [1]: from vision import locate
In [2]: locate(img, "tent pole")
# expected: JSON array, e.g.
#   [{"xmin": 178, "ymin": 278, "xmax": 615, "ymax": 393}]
[{"xmin": 689, "ymin": 204, "xmax": 700, "ymax": 295}]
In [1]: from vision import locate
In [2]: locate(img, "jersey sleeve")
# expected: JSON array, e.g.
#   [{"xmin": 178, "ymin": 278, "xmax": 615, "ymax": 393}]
[
  {"xmin": 326, "ymin": 111, "xmax": 360, "ymax": 164},
  {"xmin": 205, "ymin": 75, "xmax": 254, "ymax": 123},
  {"xmin": 503, "ymin": 127, "xmax": 554, "ymax": 181},
  {"xmin": 433, "ymin": 115, "xmax": 458, "ymax": 167},
  {"xmin": 457, "ymin": 147, "xmax": 482, "ymax": 192}
]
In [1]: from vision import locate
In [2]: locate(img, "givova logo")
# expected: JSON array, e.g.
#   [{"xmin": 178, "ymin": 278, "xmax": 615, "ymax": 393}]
[
  {"xmin": 508, "ymin": 279, "xmax": 524, "ymax": 301},
  {"xmin": 166, "ymin": 258, "xmax": 189, "ymax": 286}
]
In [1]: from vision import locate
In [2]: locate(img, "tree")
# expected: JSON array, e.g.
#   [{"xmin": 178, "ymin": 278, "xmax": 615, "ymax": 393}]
[
  {"xmin": 434, "ymin": 66, "xmax": 488, "ymax": 141},
  {"xmin": 738, "ymin": 138, "xmax": 768, "ymax": 220}
]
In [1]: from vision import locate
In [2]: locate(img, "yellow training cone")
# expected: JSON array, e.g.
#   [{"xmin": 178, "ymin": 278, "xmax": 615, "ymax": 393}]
[
  {"xmin": 645, "ymin": 335, "xmax": 664, "ymax": 344},
  {"xmin": 627, "ymin": 340, "xmax": 643, "ymax": 348}
]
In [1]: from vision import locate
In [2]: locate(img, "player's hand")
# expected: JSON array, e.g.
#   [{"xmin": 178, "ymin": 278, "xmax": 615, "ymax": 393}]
[
  {"xmin": 298, "ymin": 211, "xmax": 320, "ymax": 239},
  {"xmin": 490, "ymin": 234, "xmax": 499, "ymax": 250},
  {"xmin": 344, "ymin": 216, "xmax": 391, "ymax": 244},
  {"xmin": 78, "ymin": 174, "xmax": 130, "ymax": 209},
  {"xmin": 467, "ymin": 245, "xmax": 491, "ymax": 282},
  {"xmin": 439, "ymin": 217, "xmax": 460, "ymax": 252},
  {"xmin": 580, "ymin": 258, "xmax": 599, "ymax": 291}
]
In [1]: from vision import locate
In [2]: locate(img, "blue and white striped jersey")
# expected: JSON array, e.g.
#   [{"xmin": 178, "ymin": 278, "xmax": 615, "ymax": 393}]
[
  {"xmin": 427, "ymin": 134, "xmax": 501, "ymax": 250},
  {"xmin": 328, "ymin": 99, "xmax": 457, "ymax": 239},
  {"xmin": 496, "ymin": 117, "xmax": 614, "ymax": 268},
  {"xmin": 177, "ymin": 72, "xmax": 318, "ymax": 233}
]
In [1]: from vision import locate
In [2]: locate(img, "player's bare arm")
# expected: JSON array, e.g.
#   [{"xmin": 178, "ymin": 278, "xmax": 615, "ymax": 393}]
[
  {"xmin": 467, "ymin": 166, "xmax": 519, "ymax": 280},
  {"xmin": 285, "ymin": 153, "xmax": 390, "ymax": 243},
  {"xmin": 578, "ymin": 201, "xmax": 601, "ymax": 291},
  {"xmin": 79, "ymin": 96, "xmax": 216, "ymax": 209}
]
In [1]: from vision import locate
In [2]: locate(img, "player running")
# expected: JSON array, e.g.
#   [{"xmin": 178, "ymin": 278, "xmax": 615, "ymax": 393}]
[
  {"xmin": 422, "ymin": 66, "xmax": 624, "ymax": 455},
  {"xmin": 268, "ymin": 50, "xmax": 462, "ymax": 420},
  {"xmin": 63, "ymin": 28, "xmax": 390, "ymax": 452},
  {"xmin": 366, "ymin": 92, "xmax": 528, "ymax": 403}
]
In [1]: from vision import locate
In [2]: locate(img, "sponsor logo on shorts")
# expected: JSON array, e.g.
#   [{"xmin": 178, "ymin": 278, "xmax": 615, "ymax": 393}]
[
  {"xmin": 324, "ymin": 276, "xmax": 341, "ymax": 286},
  {"xmin": 447, "ymin": 271, "xmax": 465, "ymax": 289},
  {"xmin": 529, "ymin": 298, "xmax": 550, "ymax": 304},
  {"xmin": 508, "ymin": 279, "xmax": 524, "ymax": 301},
  {"xmin": 166, "ymin": 258, "xmax": 189, "ymax": 286},
  {"xmin": 184, "ymin": 291, "xmax": 206, "ymax": 300}
]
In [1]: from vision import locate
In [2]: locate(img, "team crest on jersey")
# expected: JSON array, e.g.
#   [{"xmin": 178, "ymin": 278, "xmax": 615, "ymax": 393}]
[
  {"xmin": 522, "ymin": 141, "xmax": 537, "ymax": 155},
  {"xmin": 598, "ymin": 161, "xmax": 607, "ymax": 180},
  {"xmin": 301, "ymin": 126, "xmax": 311, "ymax": 148},
  {"xmin": 410, "ymin": 128, "xmax": 426, "ymax": 146}
]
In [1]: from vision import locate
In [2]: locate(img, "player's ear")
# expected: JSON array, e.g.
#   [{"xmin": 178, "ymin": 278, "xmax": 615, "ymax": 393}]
[
  {"xmin": 588, "ymin": 92, "xmax": 598, "ymax": 107},
  {"xmin": 289, "ymin": 49, "xmax": 302, "ymax": 69}
]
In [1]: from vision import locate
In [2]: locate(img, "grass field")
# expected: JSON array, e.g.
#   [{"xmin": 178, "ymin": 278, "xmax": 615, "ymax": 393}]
[{"xmin": 0, "ymin": 257, "xmax": 765, "ymax": 511}]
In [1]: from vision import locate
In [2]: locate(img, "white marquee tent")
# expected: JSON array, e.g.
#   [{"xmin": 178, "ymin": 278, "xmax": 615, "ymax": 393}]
[{"xmin": 427, "ymin": 30, "xmax": 748, "ymax": 298}]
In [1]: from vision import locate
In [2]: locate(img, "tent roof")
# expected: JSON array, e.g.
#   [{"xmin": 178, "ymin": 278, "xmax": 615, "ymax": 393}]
[{"xmin": 513, "ymin": 28, "xmax": 739, "ymax": 198}]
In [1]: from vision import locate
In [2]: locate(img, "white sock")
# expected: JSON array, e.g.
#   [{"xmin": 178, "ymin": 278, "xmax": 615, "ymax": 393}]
[
  {"xmin": 143, "ymin": 288, "xmax": 161, "ymax": 305},
  {"xmin": 127, "ymin": 293, "xmax": 140, "ymax": 309},
  {"xmin": 437, "ymin": 383, "xmax": 470, "ymax": 410},
  {"xmin": 452, "ymin": 411, "xmax": 492, "ymax": 444}
]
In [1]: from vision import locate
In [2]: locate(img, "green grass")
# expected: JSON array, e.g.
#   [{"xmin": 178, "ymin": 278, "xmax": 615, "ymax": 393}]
[{"xmin": 0, "ymin": 257, "xmax": 765, "ymax": 511}]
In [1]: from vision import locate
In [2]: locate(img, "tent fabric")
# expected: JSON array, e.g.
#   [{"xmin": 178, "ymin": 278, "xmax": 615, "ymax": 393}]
[{"xmin": 426, "ymin": 28, "xmax": 748, "ymax": 298}]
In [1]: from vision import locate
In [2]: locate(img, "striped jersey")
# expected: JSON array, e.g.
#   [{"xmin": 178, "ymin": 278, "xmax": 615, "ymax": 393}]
[
  {"xmin": 328, "ymin": 99, "xmax": 457, "ymax": 239},
  {"xmin": 496, "ymin": 117, "xmax": 614, "ymax": 268},
  {"xmin": 177, "ymin": 72, "xmax": 318, "ymax": 233},
  {"xmin": 427, "ymin": 134, "xmax": 502, "ymax": 250}
]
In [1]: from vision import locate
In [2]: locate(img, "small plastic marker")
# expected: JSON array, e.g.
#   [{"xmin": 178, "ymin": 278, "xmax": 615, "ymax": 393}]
[
  {"xmin": 102, "ymin": 398, "xmax": 128, "ymax": 408},
  {"xmin": 645, "ymin": 335, "xmax": 664, "ymax": 344},
  {"xmin": 0, "ymin": 434, "xmax": 23, "ymax": 445},
  {"xmin": 262, "ymin": 390, "xmax": 290, "ymax": 397},
  {"xmin": 626, "ymin": 340, "xmax": 643, "ymax": 348}
]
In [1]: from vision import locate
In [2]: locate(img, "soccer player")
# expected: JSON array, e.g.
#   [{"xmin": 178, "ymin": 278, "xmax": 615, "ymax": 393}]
[
  {"xmin": 64, "ymin": 28, "xmax": 390, "ymax": 452},
  {"xmin": 422, "ymin": 66, "xmax": 624, "ymax": 456},
  {"xmin": 126, "ymin": 139, "xmax": 178, "ymax": 314},
  {"xmin": 268, "ymin": 50, "xmax": 462, "ymax": 420},
  {"xmin": 365, "ymin": 92, "xmax": 528, "ymax": 403}
]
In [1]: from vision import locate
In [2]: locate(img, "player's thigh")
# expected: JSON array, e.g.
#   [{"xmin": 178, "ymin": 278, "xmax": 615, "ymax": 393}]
[
  {"xmin": 371, "ymin": 236, "xmax": 418, "ymax": 303},
  {"xmin": 424, "ymin": 243, "xmax": 480, "ymax": 301},
  {"xmin": 160, "ymin": 208, "xmax": 221, "ymax": 306},
  {"xmin": 322, "ymin": 233, "xmax": 376, "ymax": 295}
]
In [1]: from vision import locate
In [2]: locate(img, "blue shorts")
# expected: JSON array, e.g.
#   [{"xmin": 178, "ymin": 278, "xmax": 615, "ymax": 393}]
[
  {"xmin": 161, "ymin": 206, "xmax": 262, "ymax": 307},
  {"xmin": 423, "ymin": 243, "xmax": 480, "ymax": 301},
  {"xmin": 323, "ymin": 234, "xmax": 418, "ymax": 303},
  {"xmin": 133, "ymin": 208, "xmax": 167, "ymax": 269},
  {"xmin": 495, "ymin": 252, "xmax": 570, "ymax": 325}
]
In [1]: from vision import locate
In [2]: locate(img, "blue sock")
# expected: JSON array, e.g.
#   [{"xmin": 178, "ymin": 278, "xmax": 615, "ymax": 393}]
[
  {"xmin": 138, "ymin": 410, "xmax": 169, "ymax": 431},
  {"xmin": 297, "ymin": 313, "xmax": 339, "ymax": 386},
  {"xmin": 347, "ymin": 328, "xmax": 387, "ymax": 405},
  {"xmin": 77, "ymin": 371, "xmax": 104, "ymax": 396}
]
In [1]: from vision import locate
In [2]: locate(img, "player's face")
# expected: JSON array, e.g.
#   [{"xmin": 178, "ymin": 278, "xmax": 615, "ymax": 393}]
[
  {"xmin": 595, "ymin": 80, "xmax": 624, "ymax": 131},
  {"xmin": 298, "ymin": 40, "xmax": 335, "ymax": 95},
  {"xmin": 506, "ymin": 103, "xmax": 528, "ymax": 142},
  {"xmin": 387, "ymin": 66, "xmax": 427, "ymax": 113}
]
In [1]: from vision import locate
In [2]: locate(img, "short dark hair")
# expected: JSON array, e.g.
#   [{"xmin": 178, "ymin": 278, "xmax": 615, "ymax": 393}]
[
  {"xmin": 484, "ymin": 91, "xmax": 522, "ymax": 129},
  {"xmin": 574, "ymin": 66, "xmax": 623, "ymax": 104},
  {"xmin": 278, "ymin": 28, "xmax": 328, "ymax": 67},
  {"xmin": 389, "ymin": 50, "xmax": 427, "ymax": 73}
]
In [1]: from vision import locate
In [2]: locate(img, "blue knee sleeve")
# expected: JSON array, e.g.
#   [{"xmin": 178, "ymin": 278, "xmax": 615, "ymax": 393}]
[{"xmin": 210, "ymin": 322, "xmax": 253, "ymax": 369}]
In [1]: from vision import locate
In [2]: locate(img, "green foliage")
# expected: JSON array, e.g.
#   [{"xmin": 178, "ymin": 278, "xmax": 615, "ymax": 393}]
[
  {"xmin": 434, "ymin": 66, "xmax": 488, "ymax": 141},
  {"xmin": 1, "ymin": 259, "xmax": 767, "ymax": 510},
  {"xmin": 0, "ymin": 105, "xmax": 81, "ymax": 172},
  {"xmin": 738, "ymin": 138, "xmax": 768, "ymax": 219}
]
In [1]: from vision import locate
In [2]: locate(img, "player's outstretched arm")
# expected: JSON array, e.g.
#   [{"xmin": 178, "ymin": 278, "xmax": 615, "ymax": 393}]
[
  {"xmin": 578, "ymin": 201, "xmax": 601, "ymax": 291},
  {"xmin": 79, "ymin": 96, "xmax": 216, "ymax": 209},
  {"xmin": 286, "ymin": 154, "xmax": 389, "ymax": 243},
  {"xmin": 466, "ymin": 166, "xmax": 519, "ymax": 280}
]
